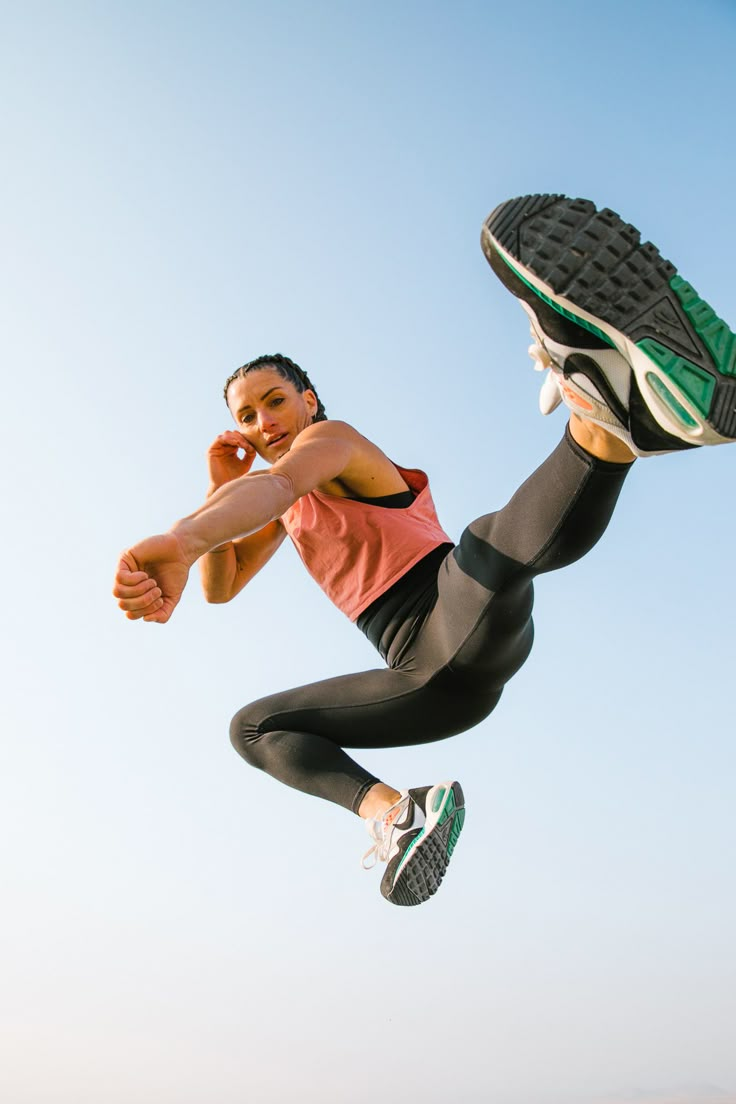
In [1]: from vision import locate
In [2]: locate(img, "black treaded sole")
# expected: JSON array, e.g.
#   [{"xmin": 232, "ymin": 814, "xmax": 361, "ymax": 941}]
[
  {"xmin": 482, "ymin": 194, "xmax": 736, "ymax": 439},
  {"xmin": 388, "ymin": 828, "xmax": 451, "ymax": 906}
]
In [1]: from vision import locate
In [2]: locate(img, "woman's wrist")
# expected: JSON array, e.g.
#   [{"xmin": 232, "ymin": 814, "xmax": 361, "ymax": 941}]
[{"xmin": 169, "ymin": 519, "xmax": 211, "ymax": 565}]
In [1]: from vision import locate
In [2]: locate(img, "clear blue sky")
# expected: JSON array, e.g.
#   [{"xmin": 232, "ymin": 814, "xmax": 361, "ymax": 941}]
[{"xmin": 2, "ymin": 2, "xmax": 735, "ymax": 1102}]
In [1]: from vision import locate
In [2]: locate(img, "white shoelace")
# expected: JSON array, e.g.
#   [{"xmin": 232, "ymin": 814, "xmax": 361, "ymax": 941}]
[
  {"xmin": 528, "ymin": 339, "xmax": 553, "ymax": 372},
  {"xmin": 526, "ymin": 323, "xmax": 563, "ymax": 415},
  {"xmin": 361, "ymin": 794, "xmax": 411, "ymax": 869}
]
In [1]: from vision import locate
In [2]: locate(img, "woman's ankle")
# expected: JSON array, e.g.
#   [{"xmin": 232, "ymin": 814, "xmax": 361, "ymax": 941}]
[
  {"xmin": 569, "ymin": 414, "xmax": 636, "ymax": 464},
  {"xmin": 358, "ymin": 783, "xmax": 403, "ymax": 820}
]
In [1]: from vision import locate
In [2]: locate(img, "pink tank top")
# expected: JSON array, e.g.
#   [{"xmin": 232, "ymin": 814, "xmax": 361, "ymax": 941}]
[{"xmin": 281, "ymin": 465, "xmax": 452, "ymax": 621}]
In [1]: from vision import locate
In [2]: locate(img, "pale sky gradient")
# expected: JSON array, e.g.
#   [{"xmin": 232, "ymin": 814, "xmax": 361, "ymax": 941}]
[{"xmin": 2, "ymin": 2, "xmax": 735, "ymax": 1102}]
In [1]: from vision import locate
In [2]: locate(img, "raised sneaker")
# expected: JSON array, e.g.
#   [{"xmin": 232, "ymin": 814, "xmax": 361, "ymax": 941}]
[
  {"xmin": 361, "ymin": 781, "xmax": 465, "ymax": 906},
  {"xmin": 481, "ymin": 193, "xmax": 736, "ymax": 456}
]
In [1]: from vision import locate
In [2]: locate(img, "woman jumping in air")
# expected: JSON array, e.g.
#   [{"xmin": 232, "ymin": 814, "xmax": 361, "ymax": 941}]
[{"xmin": 113, "ymin": 194, "xmax": 736, "ymax": 907}]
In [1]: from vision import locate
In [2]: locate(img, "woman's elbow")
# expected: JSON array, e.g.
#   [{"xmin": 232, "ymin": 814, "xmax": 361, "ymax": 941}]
[
  {"xmin": 204, "ymin": 591, "xmax": 233, "ymax": 604},
  {"xmin": 201, "ymin": 581, "xmax": 235, "ymax": 604}
]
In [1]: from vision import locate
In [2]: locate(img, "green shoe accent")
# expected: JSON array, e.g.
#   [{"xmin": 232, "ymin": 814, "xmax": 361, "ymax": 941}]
[
  {"xmin": 499, "ymin": 253, "xmax": 616, "ymax": 347},
  {"xmin": 638, "ymin": 339, "xmax": 715, "ymax": 417},
  {"xmin": 671, "ymin": 275, "xmax": 736, "ymax": 377},
  {"xmin": 447, "ymin": 808, "xmax": 465, "ymax": 857},
  {"xmin": 645, "ymin": 371, "xmax": 700, "ymax": 429},
  {"xmin": 431, "ymin": 786, "xmax": 447, "ymax": 814},
  {"xmin": 436, "ymin": 788, "xmax": 456, "ymax": 823}
]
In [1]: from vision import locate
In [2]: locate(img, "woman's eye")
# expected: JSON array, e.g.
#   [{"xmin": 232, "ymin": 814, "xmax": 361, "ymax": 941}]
[
  {"xmin": 241, "ymin": 414, "xmax": 254, "ymax": 424},
  {"xmin": 271, "ymin": 397, "xmax": 284, "ymax": 407}
]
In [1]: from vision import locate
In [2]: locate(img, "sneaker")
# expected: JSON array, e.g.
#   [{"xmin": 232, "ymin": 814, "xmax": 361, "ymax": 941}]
[
  {"xmin": 481, "ymin": 193, "xmax": 736, "ymax": 456},
  {"xmin": 361, "ymin": 781, "xmax": 465, "ymax": 906}
]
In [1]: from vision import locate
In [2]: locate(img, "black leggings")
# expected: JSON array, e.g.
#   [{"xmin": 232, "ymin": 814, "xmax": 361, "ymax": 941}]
[{"xmin": 230, "ymin": 428, "xmax": 632, "ymax": 813}]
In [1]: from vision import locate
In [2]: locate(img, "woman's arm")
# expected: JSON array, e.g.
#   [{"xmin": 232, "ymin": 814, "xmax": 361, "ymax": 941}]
[
  {"xmin": 199, "ymin": 520, "xmax": 287, "ymax": 603},
  {"xmin": 172, "ymin": 422, "xmax": 356, "ymax": 557},
  {"xmin": 198, "ymin": 430, "xmax": 287, "ymax": 603},
  {"xmin": 113, "ymin": 422, "xmax": 356, "ymax": 624}
]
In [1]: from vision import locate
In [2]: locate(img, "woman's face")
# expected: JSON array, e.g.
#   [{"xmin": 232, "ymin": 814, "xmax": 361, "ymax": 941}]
[{"xmin": 226, "ymin": 367, "xmax": 318, "ymax": 461}]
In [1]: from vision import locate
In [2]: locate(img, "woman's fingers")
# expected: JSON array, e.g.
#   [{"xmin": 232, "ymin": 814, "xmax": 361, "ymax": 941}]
[
  {"xmin": 143, "ymin": 600, "xmax": 173, "ymax": 624},
  {"xmin": 118, "ymin": 586, "xmax": 163, "ymax": 614},
  {"xmin": 127, "ymin": 595, "xmax": 165, "ymax": 620},
  {"xmin": 120, "ymin": 586, "xmax": 161, "ymax": 608},
  {"xmin": 113, "ymin": 560, "xmax": 163, "ymax": 615},
  {"xmin": 209, "ymin": 431, "xmax": 243, "ymax": 453},
  {"xmin": 209, "ymin": 431, "xmax": 255, "ymax": 456},
  {"xmin": 113, "ymin": 563, "xmax": 158, "ymax": 592}
]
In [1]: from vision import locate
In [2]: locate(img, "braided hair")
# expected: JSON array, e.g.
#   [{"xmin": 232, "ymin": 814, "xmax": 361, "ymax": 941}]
[{"xmin": 223, "ymin": 354, "xmax": 327, "ymax": 422}]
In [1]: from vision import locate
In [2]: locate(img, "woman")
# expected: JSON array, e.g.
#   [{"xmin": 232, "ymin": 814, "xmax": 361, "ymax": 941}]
[{"xmin": 113, "ymin": 194, "xmax": 735, "ymax": 907}]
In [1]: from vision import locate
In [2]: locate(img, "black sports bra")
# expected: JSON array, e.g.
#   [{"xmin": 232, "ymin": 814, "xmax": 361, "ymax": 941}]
[{"xmin": 346, "ymin": 489, "xmax": 414, "ymax": 508}]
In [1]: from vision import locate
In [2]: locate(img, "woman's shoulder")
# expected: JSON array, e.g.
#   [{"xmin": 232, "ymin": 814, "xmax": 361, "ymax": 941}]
[
  {"xmin": 297, "ymin": 418, "xmax": 389, "ymax": 459},
  {"xmin": 300, "ymin": 419, "xmax": 366, "ymax": 441}
]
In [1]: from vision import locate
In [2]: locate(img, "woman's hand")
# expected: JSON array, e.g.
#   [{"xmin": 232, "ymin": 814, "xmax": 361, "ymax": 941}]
[
  {"xmin": 207, "ymin": 431, "xmax": 256, "ymax": 493},
  {"xmin": 113, "ymin": 533, "xmax": 192, "ymax": 624}
]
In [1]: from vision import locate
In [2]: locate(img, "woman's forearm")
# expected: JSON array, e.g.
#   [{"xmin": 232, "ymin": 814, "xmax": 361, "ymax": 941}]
[
  {"xmin": 199, "ymin": 542, "xmax": 237, "ymax": 602},
  {"xmin": 172, "ymin": 471, "xmax": 294, "ymax": 563}
]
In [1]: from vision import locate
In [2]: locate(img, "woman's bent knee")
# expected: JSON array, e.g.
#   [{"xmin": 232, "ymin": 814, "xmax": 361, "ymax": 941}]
[{"xmin": 229, "ymin": 703, "xmax": 266, "ymax": 765}]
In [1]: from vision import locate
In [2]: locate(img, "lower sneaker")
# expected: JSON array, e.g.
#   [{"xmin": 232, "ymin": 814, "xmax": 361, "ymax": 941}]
[
  {"xmin": 361, "ymin": 781, "xmax": 465, "ymax": 906},
  {"xmin": 481, "ymin": 193, "xmax": 736, "ymax": 456}
]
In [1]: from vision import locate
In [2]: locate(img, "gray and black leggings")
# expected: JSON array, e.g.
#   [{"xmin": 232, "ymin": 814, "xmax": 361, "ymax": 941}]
[{"xmin": 230, "ymin": 428, "xmax": 632, "ymax": 813}]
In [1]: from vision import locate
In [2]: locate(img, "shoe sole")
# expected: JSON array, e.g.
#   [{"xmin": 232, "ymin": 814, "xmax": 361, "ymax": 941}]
[
  {"xmin": 481, "ymin": 194, "xmax": 736, "ymax": 445},
  {"xmin": 385, "ymin": 781, "xmax": 465, "ymax": 907}
]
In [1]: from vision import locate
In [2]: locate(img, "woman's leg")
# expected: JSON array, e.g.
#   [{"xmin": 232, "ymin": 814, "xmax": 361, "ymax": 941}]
[
  {"xmin": 409, "ymin": 423, "xmax": 633, "ymax": 689},
  {"xmin": 230, "ymin": 662, "xmax": 498, "ymax": 814},
  {"xmin": 231, "ymin": 425, "xmax": 632, "ymax": 817}
]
